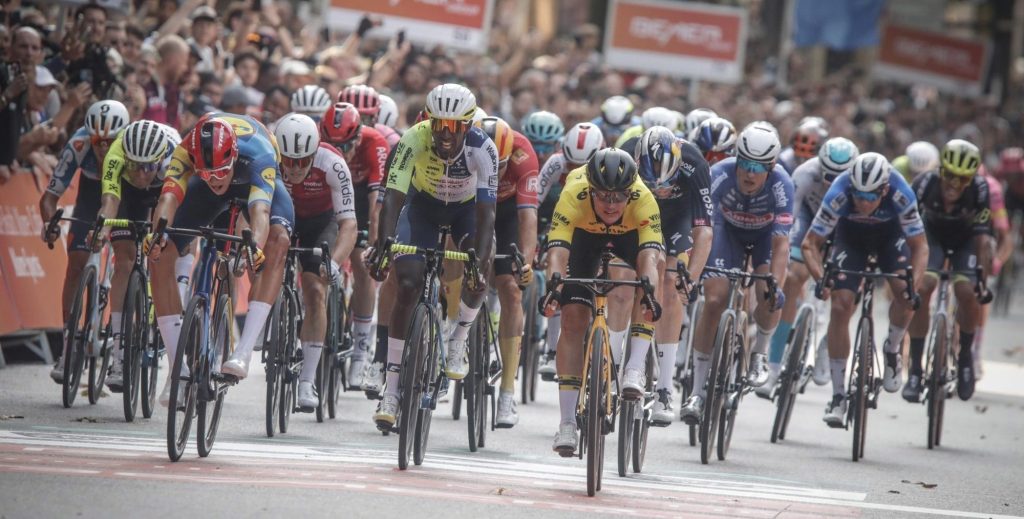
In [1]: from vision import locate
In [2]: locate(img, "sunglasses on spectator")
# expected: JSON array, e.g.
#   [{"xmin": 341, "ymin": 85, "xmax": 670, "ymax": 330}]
[
  {"xmin": 282, "ymin": 155, "xmax": 314, "ymax": 169},
  {"xmin": 736, "ymin": 158, "xmax": 770, "ymax": 174},
  {"xmin": 198, "ymin": 164, "xmax": 233, "ymax": 182},
  {"xmin": 430, "ymin": 117, "xmax": 470, "ymax": 134},
  {"xmin": 850, "ymin": 188, "xmax": 884, "ymax": 202},
  {"xmin": 940, "ymin": 168, "xmax": 973, "ymax": 188},
  {"xmin": 591, "ymin": 188, "xmax": 629, "ymax": 204}
]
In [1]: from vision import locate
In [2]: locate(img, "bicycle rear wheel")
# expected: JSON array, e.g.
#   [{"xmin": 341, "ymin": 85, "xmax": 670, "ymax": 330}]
[
  {"xmin": 926, "ymin": 313, "xmax": 948, "ymax": 450},
  {"xmin": 521, "ymin": 280, "xmax": 541, "ymax": 404},
  {"xmin": 265, "ymin": 298, "xmax": 285, "ymax": 437},
  {"xmin": 632, "ymin": 349, "xmax": 654, "ymax": 473},
  {"xmin": 616, "ymin": 399, "xmax": 635, "ymax": 477},
  {"xmin": 683, "ymin": 298, "xmax": 703, "ymax": 446},
  {"xmin": 772, "ymin": 305, "xmax": 813, "ymax": 443},
  {"xmin": 717, "ymin": 329, "xmax": 743, "ymax": 461},
  {"xmin": 586, "ymin": 326, "xmax": 607, "ymax": 496},
  {"xmin": 63, "ymin": 266, "xmax": 97, "ymax": 408},
  {"xmin": 700, "ymin": 311, "xmax": 733, "ymax": 465},
  {"xmin": 141, "ymin": 320, "xmax": 160, "ymax": 419},
  {"xmin": 122, "ymin": 271, "xmax": 147, "ymax": 422},
  {"xmin": 167, "ymin": 296, "xmax": 203, "ymax": 462},
  {"xmin": 466, "ymin": 312, "xmax": 487, "ymax": 452},
  {"xmin": 197, "ymin": 293, "xmax": 232, "ymax": 457},
  {"xmin": 398, "ymin": 304, "xmax": 431, "ymax": 470},
  {"xmin": 851, "ymin": 317, "xmax": 872, "ymax": 462}
]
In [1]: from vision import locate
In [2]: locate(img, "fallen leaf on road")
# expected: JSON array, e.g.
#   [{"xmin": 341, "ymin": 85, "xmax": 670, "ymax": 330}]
[
  {"xmin": 493, "ymin": 487, "xmax": 507, "ymax": 496},
  {"xmin": 0, "ymin": 415, "xmax": 25, "ymax": 420},
  {"xmin": 981, "ymin": 435, "xmax": 987, "ymax": 440},
  {"xmin": 974, "ymin": 405, "xmax": 988, "ymax": 414},
  {"xmin": 1003, "ymin": 346, "xmax": 1024, "ymax": 357},
  {"xmin": 888, "ymin": 490, "xmax": 900, "ymax": 494},
  {"xmin": 73, "ymin": 417, "xmax": 99, "ymax": 423},
  {"xmin": 902, "ymin": 480, "xmax": 938, "ymax": 489}
]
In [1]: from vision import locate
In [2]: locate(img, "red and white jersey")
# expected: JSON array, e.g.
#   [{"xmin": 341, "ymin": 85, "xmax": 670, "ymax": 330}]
[
  {"xmin": 286, "ymin": 143, "xmax": 356, "ymax": 221},
  {"xmin": 497, "ymin": 130, "xmax": 539, "ymax": 208},
  {"xmin": 346, "ymin": 126, "xmax": 389, "ymax": 189}
]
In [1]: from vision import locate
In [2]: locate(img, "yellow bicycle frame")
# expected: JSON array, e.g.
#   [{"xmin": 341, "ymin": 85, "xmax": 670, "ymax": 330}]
[{"xmin": 577, "ymin": 292, "xmax": 616, "ymax": 421}]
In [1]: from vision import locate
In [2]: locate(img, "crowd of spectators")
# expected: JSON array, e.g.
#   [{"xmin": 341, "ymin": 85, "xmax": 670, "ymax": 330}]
[{"xmin": 1, "ymin": 0, "xmax": 1021, "ymax": 187}]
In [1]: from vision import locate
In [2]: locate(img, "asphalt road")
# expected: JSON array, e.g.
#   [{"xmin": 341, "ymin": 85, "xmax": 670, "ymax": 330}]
[{"xmin": 2, "ymin": 299, "xmax": 1023, "ymax": 519}]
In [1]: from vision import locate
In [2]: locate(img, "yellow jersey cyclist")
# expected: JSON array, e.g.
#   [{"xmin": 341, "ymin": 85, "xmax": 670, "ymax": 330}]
[
  {"xmin": 40, "ymin": 100, "xmax": 130, "ymax": 384},
  {"xmin": 91, "ymin": 120, "xmax": 181, "ymax": 391},
  {"xmin": 892, "ymin": 140, "xmax": 940, "ymax": 182},
  {"xmin": 145, "ymin": 112, "xmax": 295, "ymax": 406},
  {"xmin": 364, "ymin": 83, "xmax": 498, "ymax": 427},
  {"xmin": 541, "ymin": 148, "xmax": 664, "ymax": 456},
  {"xmin": 905, "ymin": 140, "xmax": 991, "ymax": 402}
]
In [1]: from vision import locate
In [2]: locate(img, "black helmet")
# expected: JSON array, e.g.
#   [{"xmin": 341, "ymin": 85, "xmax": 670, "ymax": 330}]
[{"xmin": 586, "ymin": 148, "xmax": 637, "ymax": 192}]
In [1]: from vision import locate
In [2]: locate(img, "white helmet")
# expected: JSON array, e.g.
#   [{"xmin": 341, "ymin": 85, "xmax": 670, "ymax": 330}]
[
  {"xmin": 562, "ymin": 122, "xmax": 605, "ymax": 165},
  {"xmin": 672, "ymin": 110, "xmax": 686, "ymax": 134},
  {"xmin": 290, "ymin": 85, "xmax": 332, "ymax": 115},
  {"xmin": 425, "ymin": 83, "xmax": 477, "ymax": 121},
  {"xmin": 378, "ymin": 94, "xmax": 399, "ymax": 129},
  {"xmin": 123, "ymin": 120, "xmax": 174, "ymax": 163},
  {"xmin": 471, "ymin": 107, "xmax": 488, "ymax": 124},
  {"xmin": 600, "ymin": 95, "xmax": 634, "ymax": 126},
  {"xmin": 684, "ymin": 108, "xmax": 718, "ymax": 136},
  {"xmin": 905, "ymin": 141, "xmax": 940, "ymax": 176},
  {"xmin": 736, "ymin": 121, "xmax": 781, "ymax": 163},
  {"xmin": 274, "ymin": 113, "xmax": 321, "ymax": 159},
  {"xmin": 851, "ymin": 152, "xmax": 891, "ymax": 192},
  {"xmin": 818, "ymin": 137, "xmax": 859, "ymax": 177},
  {"xmin": 85, "ymin": 100, "xmax": 130, "ymax": 139},
  {"xmin": 641, "ymin": 107, "xmax": 678, "ymax": 131}
]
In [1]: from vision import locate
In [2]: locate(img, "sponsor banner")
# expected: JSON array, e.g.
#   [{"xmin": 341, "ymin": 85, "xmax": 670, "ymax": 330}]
[
  {"xmin": 328, "ymin": 0, "xmax": 495, "ymax": 52},
  {"xmin": 604, "ymin": 0, "xmax": 748, "ymax": 83},
  {"xmin": 874, "ymin": 24, "xmax": 990, "ymax": 97}
]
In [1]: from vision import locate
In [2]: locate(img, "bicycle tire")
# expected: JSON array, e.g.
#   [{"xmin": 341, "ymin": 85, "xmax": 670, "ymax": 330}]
[
  {"xmin": 632, "ymin": 349, "xmax": 654, "ymax": 473},
  {"xmin": 586, "ymin": 326, "xmax": 607, "ymax": 496},
  {"xmin": 683, "ymin": 298, "xmax": 703, "ymax": 446},
  {"xmin": 279, "ymin": 291, "xmax": 299, "ymax": 434},
  {"xmin": 398, "ymin": 304, "xmax": 430, "ymax": 470},
  {"xmin": 616, "ymin": 399, "xmax": 634, "ymax": 477},
  {"xmin": 197, "ymin": 293, "xmax": 232, "ymax": 457},
  {"xmin": 414, "ymin": 310, "xmax": 441, "ymax": 466},
  {"xmin": 327, "ymin": 285, "xmax": 346, "ymax": 419},
  {"xmin": 141, "ymin": 318, "xmax": 160, "ymax": 419},
  {"xmin": 521, "ymin": 280, "xmax": 540, "ymax": 404},
  {"xmin": 717, "ymin": 323, "xmax": 743, "ymax": 461},
  {"xmin": 926, "ymin": 313, "xmax": 947, "ymax": 450},
  {"xmin": 167, "ymin": 296, "xmax": 203, "ymax": 462},
  {"xmin": 62, "ymin": 265, "xmax": 97, "ymax": 408},
  {"xmin": 122, "ymin": 271, "xmax": 147, "ymax": 422},
  {"xmin": 772, "ymin": 305, "xmax": 813, "ymax": 443},
  {"xmin": 320, "ymin": 282, "xmax": 338, "ymax": 422},
  {"xmin": 851, "ymin": 317, "xmax": 872, "ymax": 462},
  {"xmin": 451, "ymin": 380, "xmax": 462, "ymax": 420},
  {"xmin": 265, "ymin": 298, "xmax": 284, "ymax": 438},
  {"xmin": 466, "ymin": 313, "xmax": 486, "ymax": 452},
  {"xmin": 700, "ymin": 310, "xmax": 733, "ymax": 465},
  {"xmin": 88, "ymin": 324, "xmax": 111, "ymax": 405}
]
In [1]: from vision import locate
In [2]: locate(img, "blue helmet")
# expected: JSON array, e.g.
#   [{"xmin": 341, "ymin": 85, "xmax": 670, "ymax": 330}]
[
  {"xmin": 521, "ymin": 110, "xmax": 565, "ymax": 145},
  {"xmin": 818, "ymin": 137, "xmax": 860, "ymax": 181},
  {"xmin": 635, "ymin": 126, "xmax": 682, "ymax": 190}
]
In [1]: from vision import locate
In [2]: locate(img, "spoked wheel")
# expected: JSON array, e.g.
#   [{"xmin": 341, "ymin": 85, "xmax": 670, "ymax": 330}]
[
  {"xmin": 850, "ymin": 317, "xmax": 873, "ymax": 462},
  {"xmin": 63, "ymin": 266, "xmax": 97, "ymax": 408},
  {"xmin": 521, "ymin": 280, "xmax": 541, "ymax": 404},
  {"xmin": 414, "ymin": 312, "xmax": 441, "ymax": 466},
  {"xmin": 772, "ymin": 305, "xmax": 813, "ymax": 443},
  {"xmin": 122, "ymin": 272, "xmax": 147, "ymax": 422},
  {"xmin": 140, "ymin": 322, "xmax": 161, "ymax": 419},
  {"xmin": 167, "ymin": 297, "xmax": 203, "ymax": 462},
  {"xmin": 701, "ymin": 311, "xmax": 733, "ymax": 465},
  {"xmin": 197, "ymin": 293, "xmax": 232, "ymax": 458},
  {"xmin": 617, "ymin": 399, "xmax": 635, "ymax": 477},
  {"xmin": 278, "ymin": 296, "xmax": 298, "ymax": 434},
  {"xmin": 585, "ymin": 327, "xmax": 608, "ymax": 497},
  {"xmin": 632, "ymin": 350, "xmax": 654, "ymax": 473},
  {"xmin": 717, "ymin": 336, "xmax": 743, "ymax": 462},
  {"xmin": 466, "ymin": 313, "xmax": 487, "ymax": 452},
  {"xmin": 398, "ymin": 305, "xmax": 430, "ymax": 470},
  {"xmin": 265, "ymin": 299, "xmax": 284, "ymax": 438},
  {"xmin": 926, "ymin": 314, "xmax": 948, "ymax": 450}
]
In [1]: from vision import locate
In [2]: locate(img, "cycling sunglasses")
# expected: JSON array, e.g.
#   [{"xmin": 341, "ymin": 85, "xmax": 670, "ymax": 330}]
[
  {"xmin": 591, "ymin": 188, "xmax": 629, "ymax": 204},
  {"xmin": 197, "ymin": 164, "xmax": 233, "ymax": 182},
  {"xmin": 430, "ymin": 117, "xmax": 470, "ymax": 134},
  {"xmin": 736, "ymin": 157, "xmax": 771, "ymax": 174},
  {"xmin": 940, "ymin": 168, "xmax": 973, "ymax": 188},
  {"xmin": 850, "ymin": 187, "xmax": 883, "ymax": 202},
  {"xmin": 126, "ymin": 160, "xmax": 161, "ymax": 174},
  {"xmin": 337, "ymin": 136, "xmax": 359, "ymax": 153},
  {"xmin": 282, "ymin": 155, "xmax": 314, "ymax": 169},
  {"xmin": 532, "ymin": 142, "xmax": 556, "ymax": 156}
]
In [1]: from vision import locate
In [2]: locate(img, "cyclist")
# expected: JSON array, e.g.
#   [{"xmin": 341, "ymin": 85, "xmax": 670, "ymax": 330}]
[
  {"xmin": 319, "ymin": 101, "xmax": 390, "ymax": 389},
  {"xmin": 904, "ymin": 139, "xmax": 991, "ymax": 402},
  {"xmin": 801, "ymin": 152, "xmax": 927, "ymax": 427},
  {"xmin": 275, "ymin": 113, "xmax": 358, "ymax": 410},
  {"xmin": 363, "ymin": 83, "xmax": 498, "ymax": 428},
  {"xmin": 540, "ymin": 148, "xmax": 663, "ymax": 456},
  {"xmin": 680, "ymin": 122, "xmax": 793, "ymax": 425},
  {"xmin": 614, "ymin": 106, "xmax": 678, "ymax": 148},
  {"xmin": 338, "ymin": 84, "xmax": 401, "ymax": 148},
  {"xmin": 892, "ymin": 141, "xmax": 940, "ymax": 182},
  {"xmin": 476, "ymin": 116, "xmax": 539, "ymax": 428},
  {"xmin": 536, "ymin": 122, "xmax": 605, "ymax": 378},
  {"xmin": 629, "ymin": 127, "xmax": 713, "ymax": 425},
  {"xmin": 975, "ymin": 163, "xmax": 1013, "ymax": 379},
  {"xmin": 762, "ymin": 137, "xmax": 859, "ymax": 397},
  {"xmin": 521, "ymin": 110, "xmax": 564, "ymax": 166},
  {"xmin": 40, "ymin": 100, "xmax": 130, "ymax": 384},
  {"xmin": 684, "ymin": 108, "xmax": 718, "ymax": 141},
  {"xmin": 591, "ymin": 95, "xmax": 639, "ymax": 146},
  {"xmin": 377, "ymin": 94, "xmax": 400, "ymax": 133},
  {"xmin": 145, "ymin": 112, "xmax": 295, "ymax": 405},
  {"xmin": 94, "ymin": 120, "xmax": 181, "ymax": 391},
  {"xmin": 291, "ymin": 84, "xmax": 333, "ymax": 121},
  {"xmin": 778, "ymin": 118, "xmax": 828, "ymax": 174},
  {"xmin": 692, "ymin": 116, "xmax": 737, "ymax": 166},
  {"xmin": 996, "ymin": 147, "xmax": 1024, "ymax": 225}
]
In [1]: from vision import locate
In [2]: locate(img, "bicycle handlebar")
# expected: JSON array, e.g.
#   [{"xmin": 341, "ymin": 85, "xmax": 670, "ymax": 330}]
[
  {"xmin": 540, "ymin": 272, "xmax": 660, "ymax": 320},
  {"xmin": 703, "ymin": 265, "xmax": 778, "ymax": 304},
  {"xmin": 817, "ymin": 262, "xmax": 920, "ymax": 310}
]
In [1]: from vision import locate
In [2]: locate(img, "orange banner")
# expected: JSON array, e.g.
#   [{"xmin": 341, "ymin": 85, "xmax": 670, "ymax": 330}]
[
  {"xmin": 874, "ymin": 24, "xmax": 990, "ymax": 96},
  {"xmin": 604, "ymin": 0, "xmax": 748, "ymax": 83},
  {"xmin": 328, "ymin": 0, "xmax": 495, "ymax": 51}
]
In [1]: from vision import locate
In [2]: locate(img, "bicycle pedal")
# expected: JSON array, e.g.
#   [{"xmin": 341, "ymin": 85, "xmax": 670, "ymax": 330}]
[
  {"xmin": 295, "ymin": 406, "xmax": 315, "ymax": 414},
  {"xmin": 364, "ymin": 390, "xmax": 381, "ymax": 401},
  {"xmin": 540, "ymin": 373, "xmax": 556, "ymax": 382},
  {"xmin": 420, "ymin": 393, "xmax": 434, "ymax": 410},
  {"xmin": 212, "ymin": 372, "xmax": 239, "ymax": 385}
]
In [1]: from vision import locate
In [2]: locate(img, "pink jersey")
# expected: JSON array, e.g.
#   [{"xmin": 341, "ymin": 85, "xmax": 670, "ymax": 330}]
[{"xmin": 375, "ymin": 123, "xmax": 401, "ymax": 149}]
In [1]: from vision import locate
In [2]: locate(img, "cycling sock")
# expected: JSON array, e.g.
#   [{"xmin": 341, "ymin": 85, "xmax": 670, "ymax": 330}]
[
  {"xmin": 656, "ymin": 342, "xmax": 678, "ymax": 392},
  {"xmin": 299, "ymin": 341, "xmax": 323, "ymax": 383},
  {"xmin": 499, "ymin": 336, "xmax": 521, "ymax": 392},
  {"xmin": 909, "ymin": 337, "xmax": 926, "ymax": 375},
  {"xmin": 885, "ymin": 325, "xmax": 906, "ymax": 354},
  {"xmin": 175, "ymin": 253, "xmax": 194, "ymax": 306},
  {"xmin": 752, "ymin": 325, "xmax": 775, "ymax": 355},
  {"xmin": 373, "ymin": 325, "xmax": 389, "ymax": 364},
  {"xmin": 236, "ymin": 301, "xmax": 272, "ymax": 359},
  {"xmin": 958, "ymin": 331, "xmax": 974, "ymax": 367},
  {"xmin": 692, "ymin": 352, "xmax": 711, "ymax": 398},
  {"xmin": 545, "ymin": 312, "xmax": 561, "ymax": 355},
  {"xmin": 830, "ymin": 358, "xmax": 846, "ymax": 396},
  {"xmin": 609, "ymin": 328, "xmax": 628, "ymax": 367},
  {"xmin": 625, "ymin": 323, "xmax": 654, "ymax": 371},
  {"xmin": 972, "ymin": 325, "xmax": 983, "ymax": 358},
  {"xmin": 444, "ymin": 275, "xmax": 463, "ymax": 322},
  {"xmin": 558, "ymin": 376, "xmax": 581, "ymax": 425},
  {"xmin": 156, "ymin": 315, "xmax": 182, "ymax": 372},
  {"xmin": 768, "ymin": 319, "xmax": 792, "ymax": 368},
  {"xmin": 353, "ymin": 314, "xmax": 374, "ymax": 360},
  {"xmin": 384, "ymin": 337, "xmax": 405, "ymax": 398},
  {"xmin": 450, "ymin": 301, "xmax": 479, "ymax": 343},
  {"xmin": 110, "ymin": 311, "xmax": 123, "ymax": 358}
]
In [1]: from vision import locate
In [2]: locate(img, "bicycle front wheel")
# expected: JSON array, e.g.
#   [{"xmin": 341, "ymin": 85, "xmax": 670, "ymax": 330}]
[
  {"xmin": 772, "ymin": 304, "xmax": 813, "ymax": 443},
  {"xmin": 466, "ymin": 312, "xmax": 488, "ymax": 452},
  {"xmin": 87, "ymin": 323, "xmax": 111, "ymax": 405},
  {"xmin": 197, "ymin": 293, "xmax": 232, "ymax": 457},
  {"xmin": 683, "ymin": 298, "xmax": 703, "ymax": 446},
  {"xmin": 586, "ymin": 326, "xmax": 608, "ymax": 496},
  {"xmin": 398, "ymin": 304, "xmax": 431, "ymax": 470},
  {"xmin": 63, "ymin": 266, "xmax": 97, "ymax": 408},
  {"xmin": 616, "ymin": 399, "xmax": 635, "ymax": 477},
  {"xmin": 122, "ymin": 270, "xmax": 147, "ymax": 422},
  {"xmin": 521, "ymin": 280, "xmax": 541, "ymax": 404},
  {"xmin": 926, "ymin": 313, "xmax": 948, "ymax": 450},
  {"xmin": 141, "ymin": 319, "xmax": 161, "ymax": 419},
  {"xmin": 701, "ymin": 311, "xmax": 733, "ymax": 465},
  {"xmin": 414, "ymin": 310, "xmax": 441, "ymax": 466},
  {"xmin": 851, "ymin": 317, "xmax": 873, "ymax": 462},
  {"xmin": 167, "ymin": 296, "xmax": 204, "ymax": 462},
  {"xmin": 632, "ymin": 350, "xmax": 654, "ymax": 473},
  {"xmin": 265, "ymin": 298, "xmax": 285, "ymax": 437}
]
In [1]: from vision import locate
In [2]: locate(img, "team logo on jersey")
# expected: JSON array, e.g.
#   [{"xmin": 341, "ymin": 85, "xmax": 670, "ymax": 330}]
[
  {"xmin": 775, "ymin": 213, "xmax": 793, "ymax": 226},
  {"xmin": 773, "ymin": 181, "xmax": 789, "ymax": 208},
  {"xmin": 73, "ymin": 139, "xmax": 85, "ymax": 153}
]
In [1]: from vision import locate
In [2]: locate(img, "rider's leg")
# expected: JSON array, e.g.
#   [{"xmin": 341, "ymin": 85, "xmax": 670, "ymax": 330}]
[
  {"xmin": 770, "ymin": 260, "xmax": 810, "ymax": 375},
  {"xmin": 827, "ymin": 289, "xmax": 856, "ymax": 396},
  {"xmin": 691, "ymin": 276, "xmax": 729, "ymax": 398},
  {"xmin": 299, "ymin": 271, "xmax": 327, "ymax": 384},
  {"xmin": 496, "ymin": 274, "xmax": 523, "ymax": 393},
  {"xmin": 227, "ymin": 224, "xmax": 290, "ymax": 371},
  {"xmin": 556, "ymin": 303, "xmax": 589, "ymax": 426},
  {"xmin": 373, "ymin": 274, "xmax": 396, "ymax": 367},
  {"xmin": 108, "ymin": 240, "xmax": 136, "ymax": 361},
  {"xmin": 907, "ymin": 274, "xmax": 938, "ymax": 376},
  {"xmin": 382, "ymin": 259, "xmax": 426, "ymax": 399},
  {"xmin": 607, "ymin": 267, "xmax": 634, "ymax": 367},
  {"xmin": 350, "ymin": 245, "xmax": 377, "ymax": 360},
  {"xmin": 752, "ymin": 263, "xmax": 782, "ymax": 356},
  {"xmin": 655, "ymin": 268, "xmax": 684, "ymax": 392},
  {"xmin": 953, "ymin": 279, "xmax": 981, "ymax": 369}
]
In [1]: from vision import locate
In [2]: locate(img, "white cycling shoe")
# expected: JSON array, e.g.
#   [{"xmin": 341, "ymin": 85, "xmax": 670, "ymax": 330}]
[
  {"xmin": 297, "ymin": 381, "xmax": 319, "ymax": 411},
  {"xmin": 552, "ymin": 422, "xmax": 578, "ymax": 457},
  {"xmin": 220, "ymin": 350, "xmax": 252, "ymax": 380},
  {"xmin": 361, "ymin": 361, "xmax": 384, "ymax": 396},
  {"xmin": 495, "ymin": 391, "xmax": 519, "ymax": 428},
  {"xmin": 445, "ymin": 338, "xmax": 469, "ymax": 380}
]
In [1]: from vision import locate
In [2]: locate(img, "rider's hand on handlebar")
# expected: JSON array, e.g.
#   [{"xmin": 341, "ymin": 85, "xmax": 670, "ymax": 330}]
[
  {"xmin": 770, "ymin": 286, "xmax": 785, "ymax": 312},
  {"xmin": 539, "ymin": 273, "xmax": 561, "ymax": 317},
  {"xmin": 142, "ymin": 232, "xmax": 167, "ymax": 259},
  {"xmin": 248, "ymin": 246, "xmax": 266, "ymax": 273},
  {"xmin": 642, "ymin": 297, "xmax": 662, "ymax": 322},
  {"xmin": 363, "ymin": 245, "xmax": 388, "ymax": 282},
  {"xmin": 517, "ymin": 262, "xmax": 534, "ymax": 287}
]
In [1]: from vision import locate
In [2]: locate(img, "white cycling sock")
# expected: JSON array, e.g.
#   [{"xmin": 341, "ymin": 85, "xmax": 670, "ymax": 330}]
[
  {"xmin": 353, "ymin": 314, "xmax": 374, "ymax": 360},
  {"xmin": 157, "ymin": 315, "xmax": 182, "ymax": 374},
  {"xmin": 384, "ymin": 337, "xmax": 405, "ymax": 398},
  {"xmin": 236, "ymin": 301, "xmax": 272, "ymax": 359},
  {"xmin": 657, "ymin": 342, "xmax": 678, "ymax": 391},
  {"xmin": 830, "ymin": 358, "xmax": 847, "ymax": 396},
  {"xmin": 175, "ymin": 254, "xmax": 194, "ymax": 307},
  {"xmin": 300, "ymin": 341, "xmax": 323, "ymax": 383},
  {"xmin": 450, "ymin": 301, "xmax": 479, "ymax": 342},
  {"xmin": 625, "ymin": 325, "xmax": 654, "ymax": 372},
  {"xmin": 559, "ymin": 388, "xmax": 578, "ymax": 425},
  {"xmin": 752, "ymin": 325, "xmax": 775, "ymax": 355},
  {"xmin": 110, "ymin": 312, "xmax": 123, "ymax": 358},
  {"xmin": 609, "ymin": 328, "xmax": 627, "ymax": 367},
  {"xmin": 545, "ymin": 313, "xmax": 561, "ymax": 354},
  {"xmin": 692, "ymin": 352, "xmax": 712, "ymax": 398},
  {"xmin": 885, "ymin": 325, "xmax": 906, "ymax": 354}
]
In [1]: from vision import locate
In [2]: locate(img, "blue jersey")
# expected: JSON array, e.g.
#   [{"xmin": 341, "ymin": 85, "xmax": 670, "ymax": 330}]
[
  {"xmin": 810, "ymin": 171, "xmax": 924, "ymax": 238},
  {"xmin": 777, "ymin": 147, "xmax": 799, "ymax": 175},
  {"xmin": 47, "ymin": 126, "xmax": 102, "ymax": 196},
  {"xmin": 709, "ymin": 157, "xmax": 794, "ymax": 238}
]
